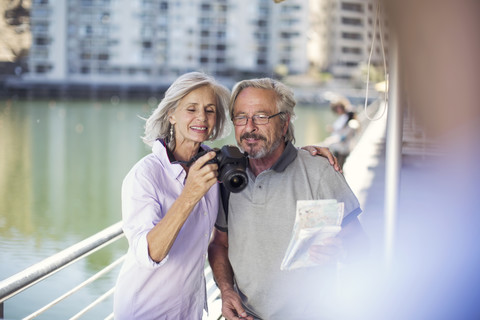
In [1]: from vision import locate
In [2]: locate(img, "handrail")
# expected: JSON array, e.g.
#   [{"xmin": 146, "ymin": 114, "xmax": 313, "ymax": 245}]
[
  {"xmin": 0, "ymin": 222, "xmax": 124, "ymax": 305},
  {"xmin": 0, "ymin": 222, "xmax": 223, "ymax": 319}
]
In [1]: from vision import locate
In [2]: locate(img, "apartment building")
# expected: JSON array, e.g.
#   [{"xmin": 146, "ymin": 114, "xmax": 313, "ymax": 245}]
[
  {"xmin": 20, "ymin": 0, "xmax": 310, "ymax": 94},
  {"xmin": 227, "ymin": 0, "xmax": 309, "ymax": 77},
  {"xmin": 27, "ymin": 0, "xmax": 229, "ymax": 86},
  {"xmin": 309, "ymin": 0, "xmax": 389, "ymax": 79}
]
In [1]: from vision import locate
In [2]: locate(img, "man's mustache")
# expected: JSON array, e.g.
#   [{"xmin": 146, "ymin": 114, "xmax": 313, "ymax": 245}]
[{"xmin": 240, "ymin": 133, "xmax": 267, "ymax": 142}]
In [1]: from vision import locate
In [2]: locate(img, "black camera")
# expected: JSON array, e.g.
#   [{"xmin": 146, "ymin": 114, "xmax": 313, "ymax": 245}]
[{"xmin": 188, "ymin": 145, "xmax": 248, "ymax": 193}]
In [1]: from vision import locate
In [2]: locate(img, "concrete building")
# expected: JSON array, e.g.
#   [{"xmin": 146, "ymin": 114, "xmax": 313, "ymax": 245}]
[
  {"xmin": 26, "ymin": 0, "xmax": 232, "ymax": 87},
  {"xmin": 5, "ymin": 0, "xmax": 387, "ymax": 98},
  {"xmin": 17, "ymin": 0, "xmax": 311, "ymax": 97},
  {"xmin": 227, "ymin": 0, "xmax": 309, "ymax": 77}
]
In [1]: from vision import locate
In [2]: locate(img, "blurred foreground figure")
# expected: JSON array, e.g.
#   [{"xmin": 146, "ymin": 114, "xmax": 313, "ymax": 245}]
[{"xmin": 353, "ymin": 1, "xmax": 480, "ymax": 319}]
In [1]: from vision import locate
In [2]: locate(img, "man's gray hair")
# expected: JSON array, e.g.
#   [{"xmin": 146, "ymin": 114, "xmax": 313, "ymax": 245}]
[
  {"xmin": 229, "ymin": 78, "xmax": 296, "ymax": 143},
  {"xmin": 143, "ymin": 72, "xmax": 231, "ymax": 150}
]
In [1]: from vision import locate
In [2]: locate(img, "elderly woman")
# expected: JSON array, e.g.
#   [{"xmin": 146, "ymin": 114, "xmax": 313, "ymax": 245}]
[
  {"xmin": 114, "ymin": 72, "xmax": 230, "ymax": 319},
  {"xmin": 113, "ymin": 72, "xmax": 338, "ymax": 319}
]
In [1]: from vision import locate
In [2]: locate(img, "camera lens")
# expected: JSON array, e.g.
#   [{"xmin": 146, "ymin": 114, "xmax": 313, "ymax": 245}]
[
  {"xmin": 230, "ymin": 175, "xmax": 246, "ymax": 189},
  {"xmin": 214, "ymin": 145, "xmax": 248, "ymax": 193},
  {"xmin": 222, "ymin": 170, "xmax": 248, "ymax": 193}
]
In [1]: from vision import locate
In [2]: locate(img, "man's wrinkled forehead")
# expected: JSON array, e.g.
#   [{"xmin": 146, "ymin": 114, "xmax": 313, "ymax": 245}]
[{"xmin": 233, "ymin": 87, "xmax": 277, "ymax": 113}]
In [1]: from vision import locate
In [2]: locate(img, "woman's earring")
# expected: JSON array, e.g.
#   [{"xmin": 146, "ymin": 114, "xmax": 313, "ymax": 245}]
[{"xmin": 169, "ymin": 125, "xmax": 174, "ymax": 142}]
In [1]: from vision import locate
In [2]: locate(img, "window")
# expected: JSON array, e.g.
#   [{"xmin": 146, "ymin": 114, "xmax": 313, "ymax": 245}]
[
  {"xmin": 341, "ymin": 17, "xmax": 362, "ymax": 26},
  {"xmin": 80, "ymin": 52, "xmax": 91, "ymax": 59},
  {"xmin": 342, "ymin": 32, "xmax": 362, "ymax": 40},
  {"xmin": 257, "ymin": 58, "xmax": 267, "ymax": 65},
  {"xmin": 217, "ymin": 31, "xmax": 225, "ymax": 40},
  {"xmin": 98, "ymin": 53, "xmax": 109, "ymax": 60},
  {"xmin": 342, "ymin": 47, "xmax": 362, "ymax": 54},
  {"xmin": 341, "ymin": 2, "xmax": 363, "ymax": 13},
  {"xmin": 85, "ymin": 25, "xmax": 93, "ymax": 35},
  {"xmin": 35, "ymin": 37, "xmax": 49, "ymax": 45},
  {"xmin": 33, "ymin": 21, "xmax": 49, "ymax": 33},
  {"xmin": 35, "ymin": 64, "xmax": 49, "ymax": 73},
  {"xmin": 81, "ymin": 0, "xmax": 93, "ymax": 7},
  {"xmin": 280, "ymin": 31, "xmax": 299, "ymax": 39},
  {"xmin": 258, "ymin": 19, "xmax": 267, "ymax": 27},
  {"xmin": 33, "ymin": 48, "xmax": 49, "ymax": 59}
]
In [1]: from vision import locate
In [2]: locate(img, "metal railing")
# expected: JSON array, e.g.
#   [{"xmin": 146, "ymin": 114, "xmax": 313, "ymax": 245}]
[{"xmin": 0, "ymin": 222, "xmax": 222, "ymax": 319}]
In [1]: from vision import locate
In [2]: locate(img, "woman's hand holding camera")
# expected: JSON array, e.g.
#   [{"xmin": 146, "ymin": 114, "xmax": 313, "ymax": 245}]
[{"xmin": 183, "ymin": 151, "xmax": 219, "ymax": 203}]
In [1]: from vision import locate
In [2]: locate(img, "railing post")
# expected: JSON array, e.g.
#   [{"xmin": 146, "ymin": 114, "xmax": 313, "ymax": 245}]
[{"xmin": 384, "ymin": 35, "xmax": 402, "ymax": 270}]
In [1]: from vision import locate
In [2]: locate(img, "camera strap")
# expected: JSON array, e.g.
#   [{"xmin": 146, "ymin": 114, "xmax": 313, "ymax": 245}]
[{"xmin": 219, "ymin": 183, "xmax": 230, "ymax": 223}]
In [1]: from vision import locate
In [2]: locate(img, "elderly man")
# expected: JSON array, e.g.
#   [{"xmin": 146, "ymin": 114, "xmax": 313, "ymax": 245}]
[{"xmin": 208, "ymin": 78, "xmax": 367, "ymax": 320}]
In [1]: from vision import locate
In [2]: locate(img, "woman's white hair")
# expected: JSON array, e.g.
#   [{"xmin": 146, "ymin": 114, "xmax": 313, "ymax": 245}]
[
  {"xmin": 143, "ymin": 72, "xmax": 231, "ymax": 150},
  {"xmin": 229, "ymin": 77, "xmax": 296, "ymax": 143}
]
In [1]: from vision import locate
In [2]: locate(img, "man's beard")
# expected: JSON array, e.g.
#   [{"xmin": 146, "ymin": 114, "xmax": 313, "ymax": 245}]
[{"xmin": 239, "ymin": 132, "xmax": 283, "ymax": 159}]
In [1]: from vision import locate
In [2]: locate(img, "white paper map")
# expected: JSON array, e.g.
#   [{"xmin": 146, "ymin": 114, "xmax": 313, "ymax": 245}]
[{"xmin": 280, "ymin": 200, "xmax": 344, "ymax": 271}]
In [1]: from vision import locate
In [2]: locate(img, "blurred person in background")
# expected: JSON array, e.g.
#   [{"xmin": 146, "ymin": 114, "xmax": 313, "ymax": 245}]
[{"xmin": 323, "ymin": 99, "xmax": 359, "ymax": 170}]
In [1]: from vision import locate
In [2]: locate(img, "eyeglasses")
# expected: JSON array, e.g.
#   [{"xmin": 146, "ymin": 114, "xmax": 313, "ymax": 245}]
[{"xmin": 232, "ymin": 112, "xmax": 285, "ymax": 126}]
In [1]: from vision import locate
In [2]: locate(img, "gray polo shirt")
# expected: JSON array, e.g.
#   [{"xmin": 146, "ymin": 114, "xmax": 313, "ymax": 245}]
[{"xmin": 215, "ymin": 142, "xmax": 362, "ymax": 319}]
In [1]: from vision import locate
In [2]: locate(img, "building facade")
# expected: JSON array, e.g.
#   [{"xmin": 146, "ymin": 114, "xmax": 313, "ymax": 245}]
[
  {"xmin": 8, "ymin": 0, "xmax": 387, "ymax": 97},
  {"xmin": 22, "ymin": 0, "xmax": 309, "ymax": 91},
  {"xmin": 309, "ymin": 0, "xmax": 389, "ymax": 79}
]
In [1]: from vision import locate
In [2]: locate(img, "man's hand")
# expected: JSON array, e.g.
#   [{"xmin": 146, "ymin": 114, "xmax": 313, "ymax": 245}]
[
  {"xmin": 301, "ymin": 146, "xmax": 341, "ymax": 172},
  {"xmin": 221, "ymin": 288, "xmax": 254, "ymax": 320},
  {"xmin": 308, "ymin": 237, "xmax": 344, "ymax": 266}
]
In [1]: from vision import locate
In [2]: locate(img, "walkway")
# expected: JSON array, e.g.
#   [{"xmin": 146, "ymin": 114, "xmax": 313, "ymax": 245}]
[{"xmin": 343, "ymin": 104, "xmax": 387, "ymax": 260}]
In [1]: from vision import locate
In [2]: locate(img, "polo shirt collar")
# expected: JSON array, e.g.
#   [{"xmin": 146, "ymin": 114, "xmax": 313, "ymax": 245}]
[{"xmin": 270, "ymin": 141, "xmax": 298, "ymax": 172}]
